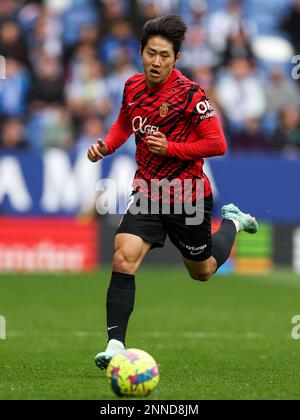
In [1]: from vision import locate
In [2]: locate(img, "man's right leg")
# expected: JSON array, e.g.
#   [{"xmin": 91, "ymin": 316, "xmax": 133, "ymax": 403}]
[{"xmin": 95, "ymin": 233, "xmax": 151, "ymax": 370}]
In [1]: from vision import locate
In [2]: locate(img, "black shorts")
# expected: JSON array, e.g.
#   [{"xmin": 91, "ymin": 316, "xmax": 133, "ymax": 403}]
[{"xmin": 116, "ymin": 192, "xmax": 213, "ymax": 262}]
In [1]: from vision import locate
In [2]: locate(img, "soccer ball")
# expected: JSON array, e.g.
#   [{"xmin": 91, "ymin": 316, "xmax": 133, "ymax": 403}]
[{"xmin": 106, "ymin": 348, "xmax": 160, "ymax": 397}]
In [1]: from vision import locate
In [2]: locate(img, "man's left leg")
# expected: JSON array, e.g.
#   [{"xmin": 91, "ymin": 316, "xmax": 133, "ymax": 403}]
[{"xmin": 184, "ymin": 203, "xmax": 259, "ymax": 281}]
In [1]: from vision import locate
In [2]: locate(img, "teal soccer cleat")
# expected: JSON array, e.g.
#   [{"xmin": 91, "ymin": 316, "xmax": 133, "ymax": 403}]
[
  {"xmin": 221, "ymin": 203, "xmax": 259, "ymax": 234},
  {"xmin": 95, "ymin": 351, "xmax": 114, "ymax": 371}
]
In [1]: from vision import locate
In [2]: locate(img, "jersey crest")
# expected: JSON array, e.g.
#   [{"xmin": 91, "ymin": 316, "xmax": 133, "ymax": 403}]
[{"xmin": 159, "ymin": 102, "xmax": 169, "ymax": 118}]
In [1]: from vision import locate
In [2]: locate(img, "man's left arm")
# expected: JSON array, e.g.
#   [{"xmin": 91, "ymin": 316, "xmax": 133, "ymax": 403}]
[
  {"xmin": 147, "ymin": 115, "xmax": 226, "ymax": 159},
  {"xmin": 166, "ymin": 115, "xmax": 226, "ymax": 159},
  {"xmin": 147, "ymin": 87, "xmax": 227, "ymax": 159}
]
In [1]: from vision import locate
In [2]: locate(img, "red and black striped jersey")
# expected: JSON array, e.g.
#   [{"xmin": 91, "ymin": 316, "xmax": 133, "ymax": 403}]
[{"xmin": 105, "ymin": 68, "xmax": 226, "ymax": 198}]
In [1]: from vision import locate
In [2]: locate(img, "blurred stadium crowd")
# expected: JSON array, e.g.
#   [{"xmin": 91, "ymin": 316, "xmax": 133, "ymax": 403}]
[{"xmin": 0, "ymin": 0, "xmax": 300, "ymax": 156}]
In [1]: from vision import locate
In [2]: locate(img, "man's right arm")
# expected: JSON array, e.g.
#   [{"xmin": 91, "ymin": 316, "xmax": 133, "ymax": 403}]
[
  {"xmin": 87, "ymin": 78, "xmax": 134, "ymax": 162},
  {"xmin": 87, "ymin": 108, "xmax": 132, "ymax": 162},
  {"xmin": 104, "ymin": 111, "xmax": 133, "ymax": 155}
]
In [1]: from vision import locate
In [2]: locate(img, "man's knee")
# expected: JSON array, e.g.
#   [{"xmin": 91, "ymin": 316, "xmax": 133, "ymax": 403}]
[
  {"xmin": 112, "ymin": 249, "xmax": 140, "ymax": 274},
  {"xmin": 184, "ymin": 256, "xmax": 216, "ymax": 282},
  {"xmin": 189, "ymin": 270, "xmax": 212, "ymax": 282}
]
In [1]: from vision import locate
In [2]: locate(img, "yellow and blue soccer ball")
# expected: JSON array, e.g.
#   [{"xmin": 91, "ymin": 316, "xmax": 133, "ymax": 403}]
[{"xmin": 106, "ymin": 348, "xmax": 160, "ymax": 397}]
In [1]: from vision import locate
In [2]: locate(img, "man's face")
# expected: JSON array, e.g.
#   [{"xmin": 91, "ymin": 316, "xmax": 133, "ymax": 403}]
[{"xmin": 141, "ymin": 36, "xmax": 179, "ymax": 88}]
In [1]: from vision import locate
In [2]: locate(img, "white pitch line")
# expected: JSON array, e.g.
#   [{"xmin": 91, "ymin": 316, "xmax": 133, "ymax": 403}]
[{"xmin": 6, "ymin": 330, "xmax": 264, "ymax": 339}]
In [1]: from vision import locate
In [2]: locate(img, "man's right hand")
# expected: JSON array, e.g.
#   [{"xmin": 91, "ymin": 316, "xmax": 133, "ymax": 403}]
[{"xmin": 87, "ymin": 139, "xmax": 108, "ymax": 163}]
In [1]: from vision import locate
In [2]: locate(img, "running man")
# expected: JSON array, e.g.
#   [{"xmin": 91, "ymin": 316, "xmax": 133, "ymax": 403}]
[{"xmin": 87, "ymin": 15, "xmax": 258, "ymax": 370}]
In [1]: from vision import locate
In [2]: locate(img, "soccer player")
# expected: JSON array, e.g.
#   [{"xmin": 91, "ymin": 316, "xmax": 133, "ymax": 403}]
[{"xmin": 87, "ymin": 15, "xmax": 258, "ymax": 370}]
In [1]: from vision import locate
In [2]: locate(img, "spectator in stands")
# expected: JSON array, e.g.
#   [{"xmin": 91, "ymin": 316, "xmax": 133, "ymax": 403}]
[
  {"xmin": 280, "ymin": 0, "xmax": 300, "ymax": 54},
  {"xmin": 179, "ymin": 24, "xmax": 218, "ymax": 70},
  {"xmin": 179, "ymin": 0, "xmax": 207, "ymax": 26},
  {"xmin": 106, "ymin": 57, "xmax": 140, "ymax": 124},
  {"xmin": 27, "ymin": 8, "xmax": 63, "ymax": 69},
  {"xmin": 79, "ymin": 23, "xmax": 99, "ymax": 46},
  {"xmin": 17, "ymin": 1, "xmax": 42, "ymax": 34},
  {"xmin": 76, "ymin": 116, "xmax": 106, "ymax": 153},
  {"xmin": 66, "ymin": 41, "xmax": 98, "ymax": 82},
  {"xmin": 0, "ymin": 19, "xmax": 29, "ymax": 66},
  {"xmin": 191, "ymin": 65, "xmax": 214, "ymax": 91},
  {"xmin": 66, "ymin": 58, "xmax": 112, "ymax": 121},
  {"xmin": 98, "ymin": 19, "xmax": 140, "ymax": 68},
  {"xmin": 0, "ymin": 0, "xmax": 18, "ymax": 25},
  {"xmin": 208, "ymin": 0, "xmax": 253, "ymax": 54},
  {"xmin": 101, "ymin": 0, "xmax": 130, "ymax": 20},
  {"xmin": 63, "ymin": 24, "xmax": 99, "ymax": 65},
  {"xmin": 0, "ymin": 117, "xmax": 27, "ymax": 149},
  {"xmin": 222, "ymin": 27, "xmax": 254, "ymax": 67},
  {"xmin": 266, "ymin": 68, "xmax": 299, "ymax": 114},
  {"xmin": 215, "ymin": 57, "xmax": 266, "ymax": 133},
  {"xmin": 230, "ymin": 117, "xmax": 270, "ymax": 153},
  {"xmin": 270, "ymin": 106, "xmax": 300, "ymax": 155},
  {"xmin": 134, "ymin": 0, "xmax": 164, "ymax": 27},
  {"xmin": 30, "ymin": 55, "xmax": 64, "ymax": 106},
  {"xmin": 62, "ymin": 0, "xmax": 98, "ymax": 48},
  {"xmin": 26, "ymin": 103, "xmax": 73, "ymax": 151},
  {"xmin": 42, "ymin": 104, "xmax": 74, "ymax": 149},
  {"xmin": 0, "ymin": 58, "xmax": 30, "ymax": 118}
]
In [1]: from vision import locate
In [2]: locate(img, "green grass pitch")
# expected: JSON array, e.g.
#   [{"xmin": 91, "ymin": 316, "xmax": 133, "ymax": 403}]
[{"xmin": 0, "ymin": 267, "xmax": 300, "ymax": 400}]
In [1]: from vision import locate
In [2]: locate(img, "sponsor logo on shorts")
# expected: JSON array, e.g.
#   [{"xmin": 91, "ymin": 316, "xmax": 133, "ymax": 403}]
[{"xmin": 179, "ymin": 242, "xmax": 207, "ymax": 255}]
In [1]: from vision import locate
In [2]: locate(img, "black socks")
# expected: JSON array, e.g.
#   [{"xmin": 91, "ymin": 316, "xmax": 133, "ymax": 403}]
[
  {"xmin": 106, "ymin": 271, "xmax": 135, "ymax": 344},
  {"xmin": 212, "ymin": 220, "xmax": 237, "ymax": 269}
]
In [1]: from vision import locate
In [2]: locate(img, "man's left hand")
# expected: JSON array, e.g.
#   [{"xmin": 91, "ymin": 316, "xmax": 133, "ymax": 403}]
[{"xmin": 147, "ymin": 131, "xmax": 168, "ymax": 156}]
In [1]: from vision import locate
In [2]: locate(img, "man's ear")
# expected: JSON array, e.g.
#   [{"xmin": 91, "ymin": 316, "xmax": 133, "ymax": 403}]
[
  {"xmin": 139, "ymin": 46, "xmax": 142, "ymax": 56},
  {"xmin": 173, "ymin": 52, "xmax": 180, "ymax": 67}
]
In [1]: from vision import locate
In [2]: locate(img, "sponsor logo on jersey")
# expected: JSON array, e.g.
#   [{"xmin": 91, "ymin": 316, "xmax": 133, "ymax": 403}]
[
  {"xmin": 132, "ymin": 116, "xmax": 159, "ymax": 135},
  {"xmin": 159, "ymin": 102, "xmax": 169, "ymax": 118},
  {"xmin": 196, "ymin": 99, "xmax": 215, "ymax": 120}
]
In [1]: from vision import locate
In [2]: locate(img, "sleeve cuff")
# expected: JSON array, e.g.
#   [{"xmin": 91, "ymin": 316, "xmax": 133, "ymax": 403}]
[{"xmin": 104, "ymin": 142, "xmax": 112, "ymax": 155}]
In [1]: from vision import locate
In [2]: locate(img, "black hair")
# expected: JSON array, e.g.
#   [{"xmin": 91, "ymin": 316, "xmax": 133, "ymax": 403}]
[{"xmin": 140, "ymin": 14, "xmax": 187, "ymax": 57}]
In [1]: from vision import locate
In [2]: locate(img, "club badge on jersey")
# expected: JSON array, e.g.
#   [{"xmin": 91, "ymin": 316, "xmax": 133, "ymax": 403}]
[{"xmin": 159, "ymin": 102, "xmax": 169, "ymax": 118}]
